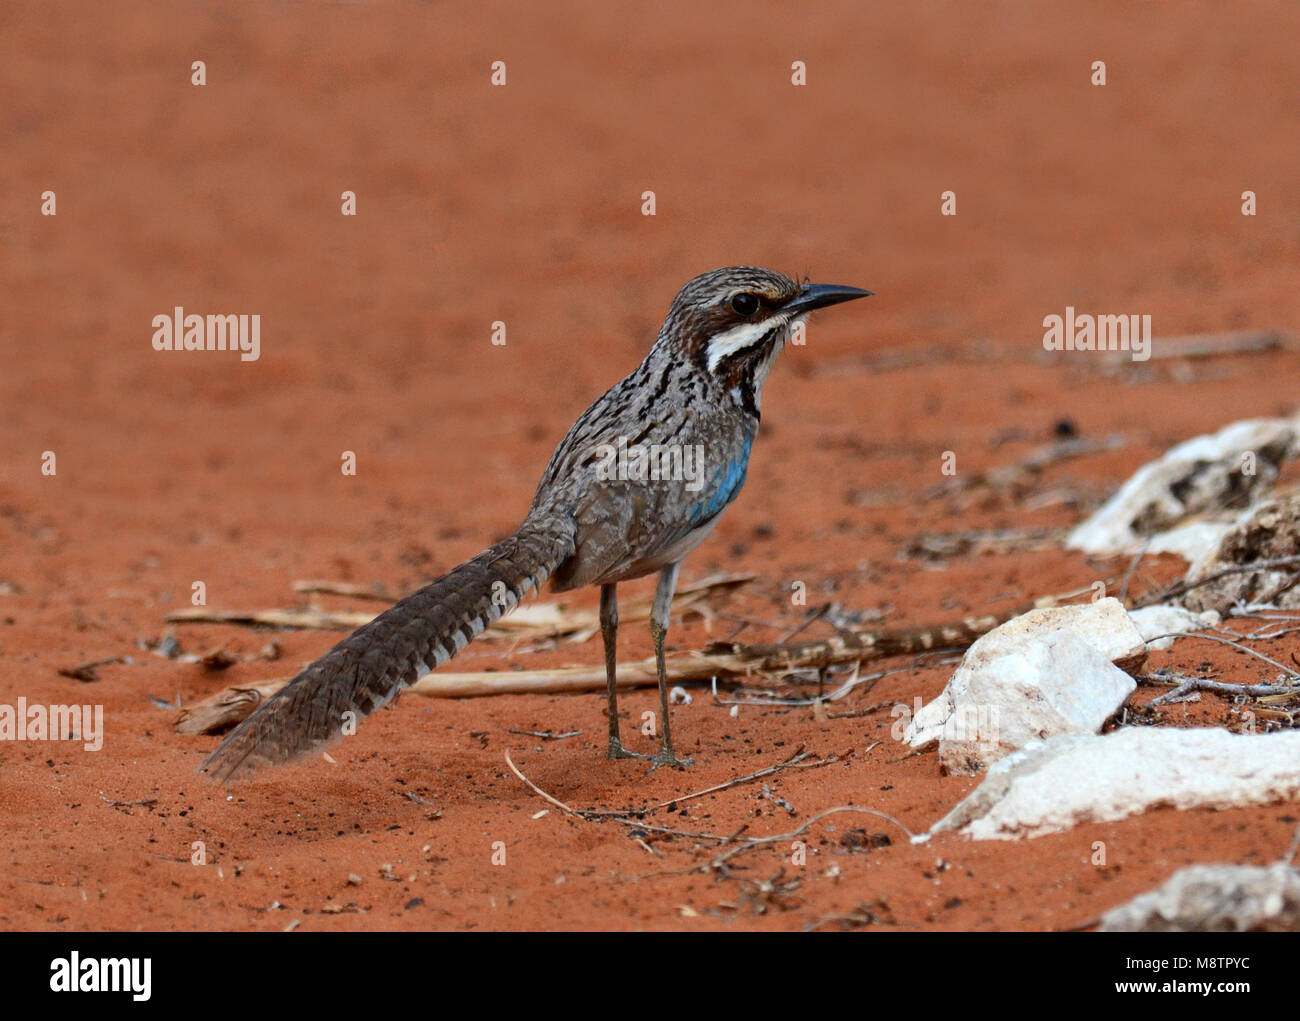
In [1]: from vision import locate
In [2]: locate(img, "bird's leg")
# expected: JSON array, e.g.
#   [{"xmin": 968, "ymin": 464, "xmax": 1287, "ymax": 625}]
[
  {"xmin": 602, "ymin": 583, "xmax": 648, "ymax": 761},
  {"xmin": 648, "ymin": 562, "xmax": 692, "ymax": 771}
]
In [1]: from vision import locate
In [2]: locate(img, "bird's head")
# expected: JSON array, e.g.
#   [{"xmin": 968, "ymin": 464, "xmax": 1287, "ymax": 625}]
[{"xmin": 657, "ymin": 266, "xmax": 871, "ymax": 415}]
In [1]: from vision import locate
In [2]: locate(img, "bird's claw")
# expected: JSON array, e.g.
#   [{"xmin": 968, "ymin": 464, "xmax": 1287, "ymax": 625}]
[{"xmin": 647, "ymin": 748, "xmax": 693, "ymax": 772}]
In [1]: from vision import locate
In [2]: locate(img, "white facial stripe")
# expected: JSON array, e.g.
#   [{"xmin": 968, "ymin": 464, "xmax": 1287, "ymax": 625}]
[
  {"xmin": 748, "ymin": 316, "xmax": 803, "ymax": 408},
  {"xmin": 705, "ymin": 313, "xmax": 790, "ymax": 373}
]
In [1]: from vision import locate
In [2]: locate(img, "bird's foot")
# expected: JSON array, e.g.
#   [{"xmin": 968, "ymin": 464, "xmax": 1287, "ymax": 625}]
[
  {"xmin": 647, "ymin": 747, "xmax": 694, "ymax": 772},
  {"xmin": 607, "ymin": 738, "xmax": 653, "ymax": 762}
]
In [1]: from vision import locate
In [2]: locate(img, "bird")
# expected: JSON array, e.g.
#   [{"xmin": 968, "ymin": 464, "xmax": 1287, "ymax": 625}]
[{"xmin": 201, "ymin": 266, "xmax": 871, "ymax": 780}]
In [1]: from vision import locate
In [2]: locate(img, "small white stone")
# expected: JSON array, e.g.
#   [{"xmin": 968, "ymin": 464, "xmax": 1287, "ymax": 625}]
[
  {"xmin": 932, "ymin": 728, "xmax": 1300, "ymax": 840},
  {"xmin": 903, "ymin": 598, "xmax": 1145, "ymax": 773},
  {"xmin": 1127, "ymin": 604, "xmax": 1221, "ymax": 651}
]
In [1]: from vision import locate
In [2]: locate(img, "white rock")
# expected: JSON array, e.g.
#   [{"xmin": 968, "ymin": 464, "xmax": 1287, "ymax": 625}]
[
  {"xmin": 1127, "ymin": 604, "xmax": 1221, "ymax": 651},
  {"xmin": 1067, "ymin": 417, "xmax": 1300, "ymax": 556},
  {"xmin": 1140, "ymin": 520, "xmax": 1238, "ymax": 561},
  {"xmin": 902, "ymin": 598, "xmax": 1145, "ymax": 773},
  {"xmin": 932, "ymin": 728, "xmax": 1300, "ymax": 840},
  {"xmin": 1183, "ymin": 489, "xmax": 1300, "ymax": 614},
  {"xmin": 1098, "ymin": 863, "xmax": 1300, "ymax": 932}
]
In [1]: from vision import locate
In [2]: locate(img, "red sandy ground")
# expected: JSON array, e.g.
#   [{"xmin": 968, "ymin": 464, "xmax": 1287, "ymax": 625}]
[{"xmin": 1, "ymin": 1, "xmax": 1298, "ymax": 931}]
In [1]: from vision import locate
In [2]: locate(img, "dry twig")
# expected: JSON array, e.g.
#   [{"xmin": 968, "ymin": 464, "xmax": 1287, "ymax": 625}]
[
  {"xmin": 1149, "ymin": 675, "xmax": 1298, "ymax": 706},
  {"xmin": 58, "ymin": 656, "xmax": 126, "ymax": 682},
  {"xmin": 1131, "ymin": 556, "xmax": 1300, "ymax": 610},
  {"xmin": 707, "ymin": 805, "xmax": 915, "ymax": 873},
  {"xmin": 100, "ymin": 796, "xmax": 158, "ymax": 809}
]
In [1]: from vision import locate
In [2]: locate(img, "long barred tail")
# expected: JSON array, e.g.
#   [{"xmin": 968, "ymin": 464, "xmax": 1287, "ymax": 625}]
[{"xmin": 200, "ymin": 514, "xmax": 576, "ymax": 781}]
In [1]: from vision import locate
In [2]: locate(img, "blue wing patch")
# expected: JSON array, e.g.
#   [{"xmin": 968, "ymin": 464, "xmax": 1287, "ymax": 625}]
[{"xmin": 689, "ymin": 435, "xmax": 753, "ymax": 525}]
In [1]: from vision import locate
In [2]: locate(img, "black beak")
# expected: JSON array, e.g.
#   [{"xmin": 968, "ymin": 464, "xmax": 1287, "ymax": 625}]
[{"xmin": 782, "ymin": 283, "xmax": 873, "ymax": 316}]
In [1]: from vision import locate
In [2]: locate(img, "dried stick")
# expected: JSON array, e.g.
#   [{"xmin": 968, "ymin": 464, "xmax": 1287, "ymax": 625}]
[
  {"xmin": 504, "ymin": 749, "xmax": 579, "ymax": 816},
  {"xmin": 708, "ymin": 805, "xmax": 916, "ymax": 872},
  {"xmin": 1149, "ymin": 676, "xmax": 1299, "ymax": 707},
  {"xmin": 504, "ymin": 746, "xmax": 831, "ymax": 823},
  {"xmin": 922, "ymin": 434, "xmax": 1128, "ymax": 500},
  {"xmin": 57, "ymin": 656, "xmax": 127, "ymax": 682},
  {"xmin": 1136, "ymin": 330, "xmax": 1287, "ymax": 361},
  {"xmin": 100, "ymin": 796, "xmax": 158, "ymax": 809},
  {"xmin": 174, "ymin": 680, "xmax": 286, "ymax": 734},
  {"xmin": 165, "ymin": 607, "xmax": 376, "ymax": 629},
  {"xmin": 505, "ymin": 728, "xmax": 580, "ymax": 740},
  {"xmin": 582, "ymin": 747, "xmax": 826, "ymax": 819},
  {"xmin": 292, "ymin": 580, "xmax": 401, "ymax": 601},
  {"xmin": 1131, "ymin": 556, "xmax": 1300, "ymax": 610}
]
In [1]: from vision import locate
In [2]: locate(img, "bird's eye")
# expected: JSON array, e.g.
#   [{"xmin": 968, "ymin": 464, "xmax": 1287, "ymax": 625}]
[{"xmin": 728, "ymin": 292, "xmax": 760, "ymax": 316}]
